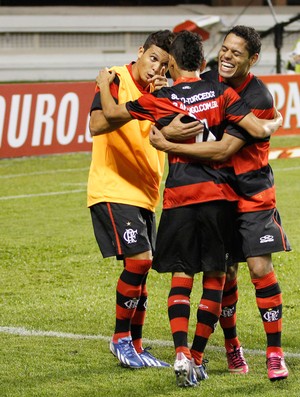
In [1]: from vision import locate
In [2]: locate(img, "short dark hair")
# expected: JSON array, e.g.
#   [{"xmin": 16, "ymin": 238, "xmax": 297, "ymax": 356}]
[
  {"xmin": 224, "ymin": 25, "xmax": 261, "ymax": 56},
  {"xmin": 169, "ymin": 30, "xmax": 204, "ymax": 71},
  {"xmin": 143, "ymin": 30, "xmax": 175, "ymax": 53}
]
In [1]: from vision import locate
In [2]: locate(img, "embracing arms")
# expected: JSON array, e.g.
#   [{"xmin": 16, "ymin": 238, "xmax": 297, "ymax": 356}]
[
  {"xmin": 92, "ymin": 68, "xmax": 204, "ymax": 139},
  {"xmin": 95, "ymin": 68, "xmax": 282, "ymax": 140},
  {"xmin": 150, "ymin": 126, "xmax": 244, "ymax": 162}
]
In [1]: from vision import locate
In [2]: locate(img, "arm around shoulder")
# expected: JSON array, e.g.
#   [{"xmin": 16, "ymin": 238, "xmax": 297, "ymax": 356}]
[{"xmin": 150, "ymin": 125, "xmax": 244, "ymax": 162}]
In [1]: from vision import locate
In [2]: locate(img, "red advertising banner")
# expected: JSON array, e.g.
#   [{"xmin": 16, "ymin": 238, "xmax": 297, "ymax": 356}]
[
  {"xmin": 260, "ymin": 74, "xmax": 300, "ymax": 137},
  {"xmin": 0, "ymin": 74, "xmax": 299, "ymax": 159},
  {"xmin": 0, "ymin": 81, "xmax": 95, "ymax": 158}
]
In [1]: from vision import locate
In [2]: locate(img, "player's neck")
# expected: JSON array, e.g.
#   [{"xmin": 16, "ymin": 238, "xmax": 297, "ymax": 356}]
[
  {"xmin": 225, "ymin": 74, "xmax": 248, "ymax": 89},
  {"xmin": 178, "ymin": 70, "xmax": 200, "ymax": 79}
]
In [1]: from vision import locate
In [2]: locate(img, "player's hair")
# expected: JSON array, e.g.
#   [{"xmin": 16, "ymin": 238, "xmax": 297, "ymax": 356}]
[
  {"xmin": 224, "ymin": 25, "xmax": 261, "ymax": 56},
  {"xmin": 169, "ymin": 30, "xmax": 204, "ymax": 71},
  {"xmin": 143, "ymin": 30, "xmax": 175, "ymax": 53}
]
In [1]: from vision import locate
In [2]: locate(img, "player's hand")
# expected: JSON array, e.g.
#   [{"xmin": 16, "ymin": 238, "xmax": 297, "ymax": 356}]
[
  {"xmin": 262, "ymin": 107, "xmax": 283, "ymax": 138},
  {"xmin": 96, "ymin": 68, "xmax": 116, "ymax": 88},
  {"xmin": 150, "ymin": 125, "xmax": 171, "ymax": 151},
  {"xmin": 161, "ymin": 114, "xmax": 204, "ymax": 141},
  {"xmin": 149, "ymin": 66, "xmax": 169, "ymax": 90},
  {"xmin": 274, "ymin": 108, "xmax": 283, "ymax": 127}
]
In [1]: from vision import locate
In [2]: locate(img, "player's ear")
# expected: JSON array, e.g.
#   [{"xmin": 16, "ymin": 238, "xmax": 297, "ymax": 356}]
[
  {"xmin": 250, "ymin": 53, "xmax": 259, "ymax": 67},
  {"xmin": 137, "ymin": 46, "xmax": 145, "ymax": 60},
  {"xmin": 168, "ymin": 55, "xmax": 175, "ymax": 69},
  {"xmin": 200, "ymin": 59, "xmax": 207, "ymax": 72}
]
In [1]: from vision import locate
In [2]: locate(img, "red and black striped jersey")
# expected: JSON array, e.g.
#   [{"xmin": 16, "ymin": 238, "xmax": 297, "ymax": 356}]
[
  {"xmin": 202, "ymin": 69, "xmax": 276, "ymax": 212},
  {"xmin": 126, "ymin": 76, "xmax": 251, "ymax": 209}
]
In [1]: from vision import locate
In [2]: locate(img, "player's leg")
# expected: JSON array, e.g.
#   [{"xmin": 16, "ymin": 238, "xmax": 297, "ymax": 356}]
[
  {"xmin": 128, "ymin": 209, "xmax": 155, "ymax": 353},
  {"xmin": 169, "ymin": 273, "xmax": 198, "ymax": 387},
  {"xmin": 190, "ymin": 200, "xmax": 234, "ymax": 380},
  {"xmin": 130, "ymin": 270, "xmax": 148, "ymax": 353},
  {"xmin": 112, "ymin": 253, "xmax": 152, "ymax": 368},
  {"xmin": 220, "ymin": 263, "xmax": 248, "ymax": 374},
  {"xmin": 126, "ymin": 255, "xmax": 170, "ymax": 368},
  {"xmin": 153, "ymin": 206, "xmax": 201, "ymax": 386},
  {"xmin": 190, "ymin": 270, "xmax": 225, "ymax": 379},
  {"xmin": 91, "ymin": 203, "xmax": 167, "ymax": 368},
  {"xmin": 239, "ymin": 209, "xmax": 291, "ymax": 381},
  {"xmin": 248, "ymin": 255, "xmax": 288, "ymax": 381}
]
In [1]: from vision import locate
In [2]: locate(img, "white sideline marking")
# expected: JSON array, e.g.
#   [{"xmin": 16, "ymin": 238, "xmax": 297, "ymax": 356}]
[
  {"xmin": 0, "ymin": 189, "xmax": 86, "ymax": 200},
  {"xmin": 0, "ymin": 168, "xmax": 89, "ymax": 179},
  {"xmin": 0, "ymin": 326, "xmax": 299, "ymax": 359},
  {"xmin": 0, "ymin": 164, "xmax": 299, "ymax": 181},
  {"xmin": 274, "ymin": 166, "xmax": 300, "ymax": 172}
]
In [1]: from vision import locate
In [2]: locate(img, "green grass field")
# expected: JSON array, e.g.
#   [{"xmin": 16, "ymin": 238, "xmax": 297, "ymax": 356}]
[{"xmin": 1, "ymin": 135, "xmax": 299, "ymax": 397}]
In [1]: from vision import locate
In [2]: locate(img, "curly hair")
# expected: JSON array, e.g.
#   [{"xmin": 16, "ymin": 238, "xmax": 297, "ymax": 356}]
[
  {"xmin": 143, "ymin": 30, "xmax": 175, "ymax": 53},
  {"xmin": 224, "ymin": 25, "xmax": 261, "ymax": 56},
  {"xmin": 169, "ymin": 30, "xmax": 204, "ymax": 71}
]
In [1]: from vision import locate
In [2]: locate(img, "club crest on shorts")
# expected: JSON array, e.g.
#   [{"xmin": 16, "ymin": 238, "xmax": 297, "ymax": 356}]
[{"xmin": 123, "ymin": 228, "xmax": 138, "ymax": 244}]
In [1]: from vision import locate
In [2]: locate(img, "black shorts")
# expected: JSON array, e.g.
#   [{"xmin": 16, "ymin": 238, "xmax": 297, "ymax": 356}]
[
  {"xmin": 233, "ymin": 208, "xmax": 292, "ymax": 261},
  {"xmin": 90, "ymin": 202, "xmax": 156, "ymax": 260},
  {"xmin": 152, "ymin": 201, "xmax": 236, "ymax": 275}
]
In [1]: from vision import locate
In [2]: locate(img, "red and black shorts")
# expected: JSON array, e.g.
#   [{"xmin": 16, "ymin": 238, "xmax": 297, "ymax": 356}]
[
  {"xmin": 90, "ymin": 202, "xmax": 156, "ymax": 260},
  {"xmin": 152, "ymin": 200, "xmax": 236, "ymax": 275}
]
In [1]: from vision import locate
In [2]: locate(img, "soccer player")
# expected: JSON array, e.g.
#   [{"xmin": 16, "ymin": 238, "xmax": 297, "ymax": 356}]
[
  {"xmin": 149, "ymin": 26, "xmax": 291, "ymax": 382},
  {"xmin": 96, "ymin": 30, "xmax": 282, "ymax": 387},
  {"xmin": 88, "ymin": 30, "xmax": 188, "ymax": 370}
]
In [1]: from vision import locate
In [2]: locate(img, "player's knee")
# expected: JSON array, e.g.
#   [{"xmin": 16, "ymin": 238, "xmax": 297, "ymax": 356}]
[
  {"xmin": 226, "ymin": 263, "xmax": 238, "ymax": 281},
  {"xmin": 248, "ymin": 255, "xmax": 273, "ymax": 279}
]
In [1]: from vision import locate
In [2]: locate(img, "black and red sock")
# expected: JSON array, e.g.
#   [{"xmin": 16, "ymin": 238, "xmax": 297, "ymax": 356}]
[
  {"xmin": 113, "ymin": 258, "xmax": 151, "ymax": 344},
  {"xmin": 168, "ymin": 276, "xmax": 193, "ymax": 359},
  {"xmin": 191, "ymin": 275, "xmax": 225, "ymax": 364},
  {"xmin": 219, "ymin": 277, "xmax": 240, "ymax": 351},
  {"xmin": 252, "ymin": 271, "xmax": 283, "ymax": 356}
]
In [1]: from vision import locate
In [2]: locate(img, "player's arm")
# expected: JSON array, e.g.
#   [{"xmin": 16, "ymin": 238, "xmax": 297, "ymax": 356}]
[
  {"xmin": 89, "ymin": 109, "xmax": 126, "ymax": 136},
  {"xmin": 160, "ymin": 114, "xmax": 204, "ymax": 141},
  {"xmin": 223, "ymin": 85, "xmax": 282, "ymax": 138},
  {"xmin": 150, "ymin": 125, "xmax": 244, "ymax": 162},
  {"xmin": 96, "ymin": 68, "xmax": 133, "ymax": 123},
  {"xmin": 96, "ymin": 68, "xmax": 204, "ymax": 138},
  {"xmin": 237, "ymin": 108, "xmax": 282, "ymax": 138},
  {"xmin": 89, "ymin": 70, "xmax": 130, "ymax": 136}
]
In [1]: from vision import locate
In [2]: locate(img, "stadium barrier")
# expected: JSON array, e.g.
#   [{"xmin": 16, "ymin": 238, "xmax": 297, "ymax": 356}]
[{"xmin": 0, "ymin": 74, "xmax": 299, "ymax": 159}]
